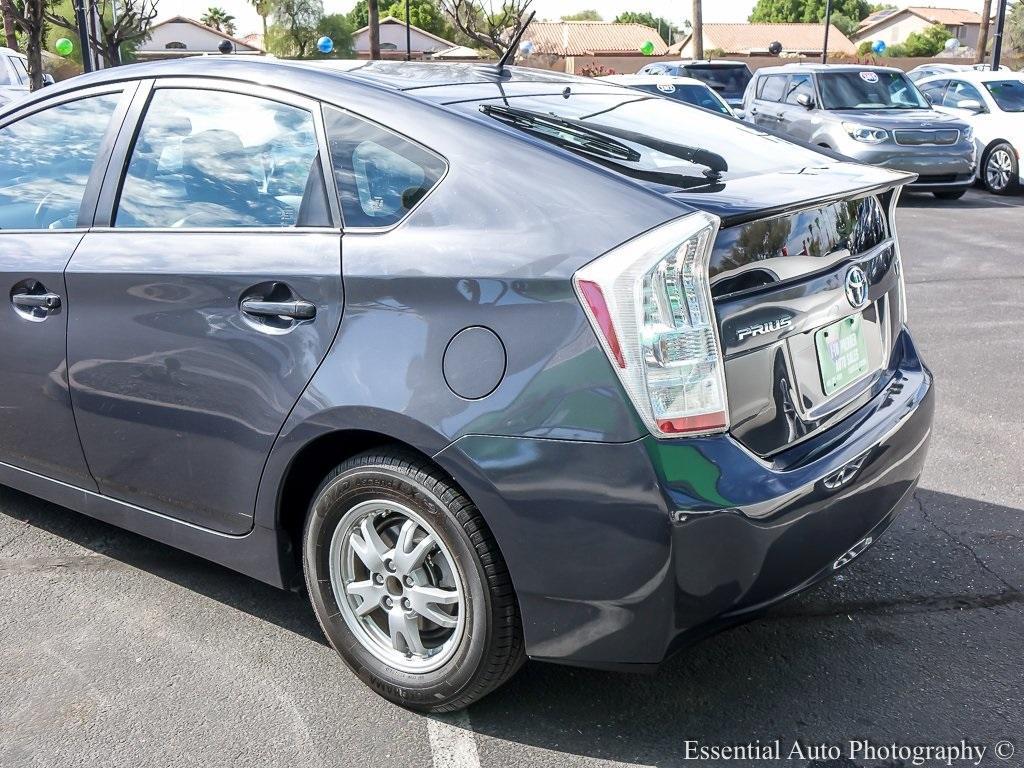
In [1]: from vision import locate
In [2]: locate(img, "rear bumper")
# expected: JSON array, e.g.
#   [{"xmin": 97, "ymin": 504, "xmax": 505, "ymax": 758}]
[{"xmin": 435, "ymin": 329, "xmax": 933, "ymax": 667}]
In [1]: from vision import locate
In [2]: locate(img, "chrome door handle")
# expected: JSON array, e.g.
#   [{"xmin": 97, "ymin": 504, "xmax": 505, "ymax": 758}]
[
  {"xmin": 12, "ymin": 292, "xmax": 61, "ymax": 311},
  {"xmin": 240, "ymin": 298, "xmax": 316, "ymax": 320}
]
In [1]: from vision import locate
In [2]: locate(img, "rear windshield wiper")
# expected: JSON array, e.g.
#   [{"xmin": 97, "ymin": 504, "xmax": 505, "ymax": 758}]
[
  {"xmin": 479, "ymin": 104, "xmax": 641, "ymax": 163},
  {"xmin": 480, "ymin": 103, "xmax": 729, "ymax": 178}
]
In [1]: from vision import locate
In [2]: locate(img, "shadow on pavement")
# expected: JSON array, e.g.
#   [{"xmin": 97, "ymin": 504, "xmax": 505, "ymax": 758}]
[
  {"xmin": 1, "ymin": 484, "xmax": 1021, "ymax": 766},
  {"xmin": 0, "ymin": 484, "xmax": 328, "ymax": 647}
]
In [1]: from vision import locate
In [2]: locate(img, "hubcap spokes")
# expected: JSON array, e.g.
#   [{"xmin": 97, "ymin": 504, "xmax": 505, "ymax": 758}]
[
  {"xmin": 987, "ymin": 150, "xmax": 1012, "ymax": 190},
  {"xmin": 330, "ymin": 500, "xmax": 464, "ymax": 673}
]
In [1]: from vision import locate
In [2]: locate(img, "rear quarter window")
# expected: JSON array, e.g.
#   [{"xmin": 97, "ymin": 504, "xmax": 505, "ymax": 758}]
[{"xmin": 324, "ymin": 106, "xmax": 446, "ymax": 229}]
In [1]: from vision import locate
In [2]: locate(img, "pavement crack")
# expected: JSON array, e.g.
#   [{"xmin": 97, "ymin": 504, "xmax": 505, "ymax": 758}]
[{"xmin": 912, "ymin": 491, "xmax": 1020, "ymax": 593}]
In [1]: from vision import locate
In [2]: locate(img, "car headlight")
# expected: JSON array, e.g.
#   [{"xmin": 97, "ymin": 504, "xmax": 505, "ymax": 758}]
[
  {"xmin": 961, "ymin": 125, "xmax": 974, "ymax": 142},
  {"xmin": 843, "ymin": 122, "xmax": 889, "ymax": 144}
]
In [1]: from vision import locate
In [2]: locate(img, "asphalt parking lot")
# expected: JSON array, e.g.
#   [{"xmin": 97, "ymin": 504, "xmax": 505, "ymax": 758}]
[{"xmin": 1, "ymin": 188, "xmax": 1021, "ymax": 768}]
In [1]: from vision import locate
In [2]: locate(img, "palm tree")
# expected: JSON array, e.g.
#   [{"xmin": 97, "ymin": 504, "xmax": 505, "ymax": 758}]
[
  {"xmin": 250, "ymin": 0, "xmax": 271, "ymax": 41},
  {"xmin": 201, "ymin": 6, "xmax": 237, "ymax": 36},
  {"xmin": 367, "ymin": 0, "xmax": 380, "ymax": 59}
]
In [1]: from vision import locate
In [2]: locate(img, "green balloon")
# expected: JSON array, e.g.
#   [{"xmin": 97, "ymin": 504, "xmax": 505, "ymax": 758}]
[
  {"xmin": 640, "ymin": 40, "xmax": 655, "ymax": 55},
  {"xmin": 55, "ymin": 37, "xmax": 74, "ymax": 56}
]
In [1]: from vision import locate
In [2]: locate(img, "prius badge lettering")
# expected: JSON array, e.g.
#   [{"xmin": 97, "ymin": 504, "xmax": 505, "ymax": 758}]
[{"xmin": 736, "ymin": 316, "xmax": 792, "ymax": 342}]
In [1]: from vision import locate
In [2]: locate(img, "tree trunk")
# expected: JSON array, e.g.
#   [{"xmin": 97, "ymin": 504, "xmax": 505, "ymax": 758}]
[
  {"xmin": 691, "ymin": 0, "xmax": 703, "ymax": 59},
  {"xmin": 261, "ymin": 14, "xmax": 268, "ymax": 44},
  {"xmin": 368, "ymin": 0, "xmax": 381, "ymax": 59},
  {"xmin": 977, "ymin": 0, "xmax": 992, "ymax": 64},
  {"xmin": 24, "ymin": 0, "xmax": 43, "ymax": 90},
  {"xmin": 1, "ymin": 0, "xmax": 18, "ymax": 51}
]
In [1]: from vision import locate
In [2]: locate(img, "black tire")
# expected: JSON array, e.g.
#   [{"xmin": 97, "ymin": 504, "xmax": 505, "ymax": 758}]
[
  {"xmin": 932, "ymin": 190, "xmax": 966, "ymax": 200},
  {"xmin": 982, "ymin": 141, "xmax": 1020, "ymax": 195},
  {"xmin": 303, "ymin": 448, "xmax": 524, "ymax": 712}
]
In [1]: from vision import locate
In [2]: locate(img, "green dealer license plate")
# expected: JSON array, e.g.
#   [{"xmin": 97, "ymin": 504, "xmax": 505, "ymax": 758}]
[{"xmin": 815, "ymin": 314, "xmax": 870, "ymax": 396}]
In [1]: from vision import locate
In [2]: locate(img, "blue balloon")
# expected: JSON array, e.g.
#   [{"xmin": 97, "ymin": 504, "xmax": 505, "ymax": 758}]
[
  {"xmin": 872, "ymin": 39, "xmax": 886, "ymax": 54},
  {"xmin": 317, "ymin": 36, "xmax": 334, "ymax": 54}
]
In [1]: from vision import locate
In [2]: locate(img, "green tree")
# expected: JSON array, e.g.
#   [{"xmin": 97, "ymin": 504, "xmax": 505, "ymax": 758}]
[
  {"xmin": 270, "ymin": 0, "xmax": 324, "ymax": 57},
  {"xmin": 201, "ymin": 6, "xmax": 237, "ymax": 35},
  {"xmin": 561, "ymin": 9, "xmax": 601, "ymax": 20},
  {"xmin": 828, "ymin": 12, "xmax": 858, "ymax": 37},
  {"xmin": 348, "ymin": 0, "xmax": 368, "ymax": 28},
  {"xmin": 901, "ymin": 22, "xmax": 950, "ymax": 57},
  {"xmin": 314, "ymin": 12, "xmax": 353, "ymax": 56},
  {"xmin": 45, "ymin": 0, "xmax": 157, "ymax": 66},
  {"xmin": 1007, "ymin": 1, "xmax": 1024, "ymax": 55},
  {"xmin": 749, "ymin": 0, "xmax": 870, "ymax": 24},
  {"xmin": 614, "ymin": 11, "xmax": 678, "ymax": 44},
  {"xmin": 384, "ymin": 0, "xmax": 453, "ymax": 39},
  {"xmin": 250, "ymin": 0, "xmax": 272, "ymax": 40}
]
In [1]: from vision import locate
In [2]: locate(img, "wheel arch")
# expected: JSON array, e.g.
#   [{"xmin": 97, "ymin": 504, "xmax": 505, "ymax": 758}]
[{"xmin": 259, "ymin": 409, "xmax": 515, "ymax": 594}]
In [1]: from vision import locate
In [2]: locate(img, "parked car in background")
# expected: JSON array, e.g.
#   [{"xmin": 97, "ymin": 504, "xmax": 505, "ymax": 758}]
[
  {"xmin": 599, "ymin": 74, "xmax": 735, "ymax": 116},
  {"xmin": 907, "ymin": 63, "xmax": 970, "ymax": 82},
  {"xmin": 743, "ymin": 64, "xmax": 976, "ymax": 199},
  {"xmin": 0, "ymin": 57, "xmax": 933, "ymax": 712},
  {"xmin": 918, "ymin": 70, "xmax": 1024, "ymax": 194},
  {"xmin": 636, "ymin": 59, "xmax": 752, "ymax": 112},
  {"xmin": 0, "ymin": 48, "xmax": 30, "ymax": 108}
]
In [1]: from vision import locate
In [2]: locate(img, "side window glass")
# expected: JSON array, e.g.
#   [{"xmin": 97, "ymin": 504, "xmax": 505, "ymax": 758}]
[
  {"xmin": 945, "ymin": 81, "xmax": 983, "ymax": 108},
  {"xmin": 116, "ymin": 89, "xmax": 322, "ymax": 228},
  {"xmin": 784, "ymin": 75, "xmax": 814, "ymax": 105},
  {"xmin": 759, "ymin": 75, "xmax": 786, "ymax": 103},
  {"xmin": 920, "ymin": 80, "xmax": 948, "ymax": 105},
  {"xmin": 11, "ymin": 57, "xmax": 28, "ymax": 85},
  {"xmin": 324, "ymin": 106, "xmax": 446, "ymax": 229},
  {"xmin": 0, "ymin": 92, "xmax": 121, "ymax": 230}
]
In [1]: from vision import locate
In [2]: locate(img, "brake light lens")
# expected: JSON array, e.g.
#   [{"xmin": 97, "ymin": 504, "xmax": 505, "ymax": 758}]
[{"xmin": 574, "ymin": 212, "xmax": 729, "ymax": 438}]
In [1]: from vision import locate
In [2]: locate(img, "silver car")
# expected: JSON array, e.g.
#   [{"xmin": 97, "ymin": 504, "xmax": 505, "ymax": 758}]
[{"xmin": 743, "ymin": 64, "xmax": 977, "ymax": 199}]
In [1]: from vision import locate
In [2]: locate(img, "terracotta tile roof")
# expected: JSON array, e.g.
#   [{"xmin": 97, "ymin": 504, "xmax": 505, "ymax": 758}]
[
  {"xmin": 906, "ymin": 7, "xmax": 983, "ymax": 26},
  {"xmin": 680, "ymin": 23, "xmax": 856, "ymax": 56},
  {"xmin": 526, "ymin": 21, "xmax": 668, "ymax": 56}
]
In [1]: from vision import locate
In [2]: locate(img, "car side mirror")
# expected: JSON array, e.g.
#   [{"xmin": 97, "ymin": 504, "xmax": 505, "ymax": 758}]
[
  {"xmin": 796, "ymin": 93, "xmax": 814, "ymax": 109},
  {"xmin": 41, "ymin": 74, "xmax": 55, "ymax": 87},
  {"xmin": 957, "ymin": 98, "xmax": 983, "ymax": 113},
  {"xmin": 733, "ymin": 108, "xmax": 745, "ymax": 120}
]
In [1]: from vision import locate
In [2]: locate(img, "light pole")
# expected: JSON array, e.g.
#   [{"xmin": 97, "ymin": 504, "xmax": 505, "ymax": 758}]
[
  {"xmin": 405, "ymin": 0, "xmax": 411, "ymax": 60},
  {"xmin": 821, "ymin": 0, "xmax": 833, "ymax": 64},
  {"xmin": 990, "ymin": 0, "xmax": 1008, "ymax": 70},
  {"xmin": 73, "ymin": 0, "xmax": 92, "ymax": 73}
]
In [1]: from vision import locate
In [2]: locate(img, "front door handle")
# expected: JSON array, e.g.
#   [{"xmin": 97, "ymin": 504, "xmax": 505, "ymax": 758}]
[
  {"xmin": 12, "ymin": 291, "xmax": 61, "ymax": 311},
  {"xmin": 240, "ymin": 298, "xmax": 316, "ymax": 320}
]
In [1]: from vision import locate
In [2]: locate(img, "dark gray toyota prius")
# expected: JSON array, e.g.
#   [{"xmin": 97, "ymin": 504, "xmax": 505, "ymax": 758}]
[{"xmin": 0, "ymin": 58, "xmax": 933, "ymax": 711}]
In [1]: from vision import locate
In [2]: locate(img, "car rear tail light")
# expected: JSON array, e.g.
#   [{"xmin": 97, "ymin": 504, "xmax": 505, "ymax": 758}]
[{"xmin": 574, "ymin": 211, "xmax": 729, "ymax": 438}]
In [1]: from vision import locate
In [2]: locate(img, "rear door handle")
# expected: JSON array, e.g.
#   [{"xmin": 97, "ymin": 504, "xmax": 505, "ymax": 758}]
[
  {"xmin": 240, "ymin": 298, "xmax": 316, "ymax": 320},
  {"xmin": 12, "ymin": 292, "xmax": 61, "ymax": 311}
]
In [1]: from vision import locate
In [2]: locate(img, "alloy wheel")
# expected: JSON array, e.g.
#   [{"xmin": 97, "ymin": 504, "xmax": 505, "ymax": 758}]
[
  {"xmin": 986, "ymin": 148, "xmax": 1014, "ymax": 192},
  {"xmin": 329, "ymin": 499, "xmax": 465, "ymax": 674}
]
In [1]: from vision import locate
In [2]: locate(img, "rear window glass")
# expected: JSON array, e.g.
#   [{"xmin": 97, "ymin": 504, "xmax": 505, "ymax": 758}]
[
  {"xmin": 633, "ymin": 83, "xmax": 730, "ymax": 115},
  {"xmin": 324, "ymin": 106, "xmax": 446, "ymax": 228},
  {"xmin": 468, "ymin": 92, "xmax": 835, "ymax": 189},
  {"xmin": 682, "ymin": 65, "xmax": 751, "ymax": 98}
]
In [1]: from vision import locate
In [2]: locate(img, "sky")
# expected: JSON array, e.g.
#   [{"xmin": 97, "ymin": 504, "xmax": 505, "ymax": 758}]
[{"xmin": 161, "ymin": 0, "xmax": 992, "ymax": 39}]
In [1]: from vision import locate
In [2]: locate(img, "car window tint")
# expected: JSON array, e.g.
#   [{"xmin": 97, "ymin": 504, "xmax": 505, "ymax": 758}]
[
  {"xmin": 116, "ymin": 89, "xmax": 320, "ymax": 228},
  {"xmin": 784, "ymin": 74, "xmax": 814, "ymax": 105},
  {"xmin": 759, "ymin": 75, "xmax": 787, "ymax": 102},
  {"xmin": 0, "ymin": 92, "xmax": 120, "ymax": 230},
  {"xmin": 985, "ymin": 80, "xmax": 1024, "ymax": 112},
  {"xmin": 11, "ymin": 57, "xmax": 28, "ymax": 84},
  {"xmin": 324, "ymin": 106, "xmax": 446, "ymax": 229},
  {"xmin": 943, "ymin": 81, "xmax": 984, "ymax": 108},
  {"xmin": 919, "ymin": 80, "xmax": 949, "ymax": 104}
]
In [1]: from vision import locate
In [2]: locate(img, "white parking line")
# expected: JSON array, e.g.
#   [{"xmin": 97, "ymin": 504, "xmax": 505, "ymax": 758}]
[{"xmin": 428, "ymin": 711, "xmax": 482, "ymax": 768}]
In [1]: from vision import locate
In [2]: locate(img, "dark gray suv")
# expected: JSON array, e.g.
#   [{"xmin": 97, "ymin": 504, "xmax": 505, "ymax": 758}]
[
  {"xmin": 744, "ymin": 64, "xmax": 977, "ymax": 199},
  {"xmin": 0, "ymin": 58, "xmax": 933, "ymax": 711}
]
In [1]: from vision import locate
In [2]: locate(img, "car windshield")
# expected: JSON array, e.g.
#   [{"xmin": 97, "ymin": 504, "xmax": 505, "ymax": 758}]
[
  {"xmin": 470, "ymin": 92, "xmax": 832, "ymax": 189},
  {"xmin": 632, "ymin": 83, "xmax": 731, "ymax": 115},
  {"xmin": 985, "ymin": 80, "xmax": 1024, "ymax": 112},
  {"xmin": 818, "ymin": 71, "xmax": 930, "ymax": 110},
  {"xmin": 681, "ymin": 65, "xmax": 751, "ymax": 99}
]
